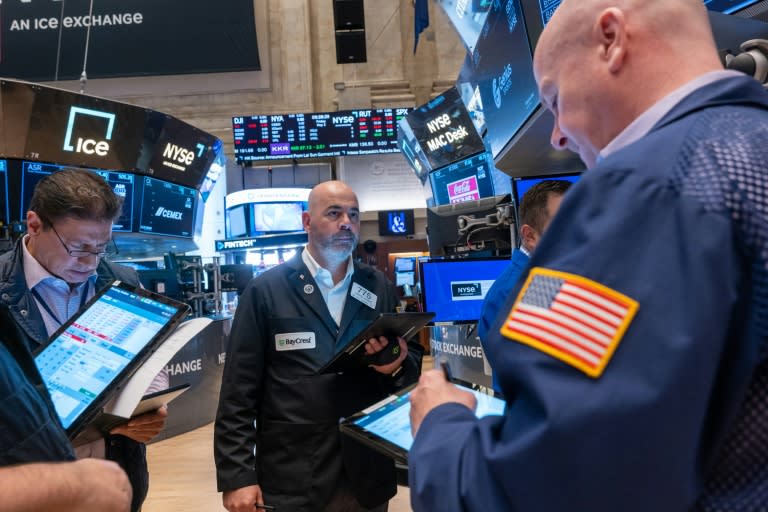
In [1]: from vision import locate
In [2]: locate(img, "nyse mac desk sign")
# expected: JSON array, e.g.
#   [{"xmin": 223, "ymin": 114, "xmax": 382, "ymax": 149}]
[
  {"xmin": 0, "ymin": 0, "xmax": 260, "ymax": 81},
  {"xmin": 23, "ymin": 89, "xmax": 146, "ymax": 170}
]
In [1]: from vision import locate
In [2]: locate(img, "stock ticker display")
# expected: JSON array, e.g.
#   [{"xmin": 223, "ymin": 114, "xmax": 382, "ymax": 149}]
[{"xmin": 232, "ymin": 108, "xmax": 410, "ymax": 162}]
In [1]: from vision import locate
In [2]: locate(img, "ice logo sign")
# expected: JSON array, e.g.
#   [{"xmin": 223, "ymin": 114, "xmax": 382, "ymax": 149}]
[{"xmin": 62, "ymin": 106, "xmax": 115, "ymax": 157}]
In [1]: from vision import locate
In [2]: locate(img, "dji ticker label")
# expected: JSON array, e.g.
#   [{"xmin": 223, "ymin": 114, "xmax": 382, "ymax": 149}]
[{"xmin": 63, "ymin": 106, "xmax": 116, "ymax": 157}]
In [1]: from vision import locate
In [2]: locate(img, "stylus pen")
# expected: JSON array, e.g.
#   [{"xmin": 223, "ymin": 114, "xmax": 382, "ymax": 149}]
[{"xmin": 255, "ymin": 504, "xmax": 275, "ymax": 510}]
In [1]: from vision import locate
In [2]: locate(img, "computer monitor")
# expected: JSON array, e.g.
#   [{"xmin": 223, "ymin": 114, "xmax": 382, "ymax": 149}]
[
  {"xmin": 419, "ymin": 257, "xmax": 512, "ymax": 324},
  {"xmin": 219, "ymin": 264, "xmax": 255, "ymax": 295},
  {"xmin": 426, "ymin": 194, "xmax": 513, "ymax": 258},
  {"xmin": 511, "ymin": 172, "xmax": 581, "ymax": 208},
  {"xmin": 429, "ymin": 153, "xmax": 496, "ymax": 205}
]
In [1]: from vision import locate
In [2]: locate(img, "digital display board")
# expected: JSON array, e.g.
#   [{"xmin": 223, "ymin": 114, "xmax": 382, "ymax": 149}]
[
  {"xmin": 20, "ymin": 161, "xmax": 135, "ymax": 232},
  {"xmin": 252, "ymin": 203, "xmax": 304, "ymax": 233},
  {"xmin": 24, "ymin": 88, "xmax": 146, "ymax": 171},
  {"xmin": 138, "ymin": 177, "xmax": 196, "ymax": 238},
  {"xmin": 400, "ymin": 86, "xmax": 485, "ymax": 171},
  {"xmin": 0, "ymin": 0, "xmax": 260, "ymax": 81},
  {"xmin": 140, "ymin": 112, "xmax": 222, "ymax": 189},
  {"xmin": 464, "ymin": 0, "xmax": 540, "ymax": 159},
  {"xmin": 94, "ymin": 170, "xmax": 135, "ymax": 232},
  {"xmin": 429, "ymin": 153, "xmax": 496, "ymax": 205},
  {"xmin": 232, "ymin": 108, "xmax": 410, "ymax": 162}
]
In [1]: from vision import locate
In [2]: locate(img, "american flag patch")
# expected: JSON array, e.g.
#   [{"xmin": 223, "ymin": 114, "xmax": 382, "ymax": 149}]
[{"xmin": 500, "ymin": 267, "xmax": 639, "ymax": 378}]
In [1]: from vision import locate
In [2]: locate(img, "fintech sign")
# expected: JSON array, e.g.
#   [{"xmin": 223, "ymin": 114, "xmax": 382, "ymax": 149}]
[
  {"xmin": 232, "ymin": 108, "xmax": 411, "ymax": 162},
  {"xmin": 0, "ymin": 0, "xmax": 260, "ymax": 81}
]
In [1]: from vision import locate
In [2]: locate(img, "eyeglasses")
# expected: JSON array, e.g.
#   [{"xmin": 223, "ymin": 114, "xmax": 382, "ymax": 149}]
[{"xmin": 50, "ymin": 224, "xmax": 117, "ymax": 258}]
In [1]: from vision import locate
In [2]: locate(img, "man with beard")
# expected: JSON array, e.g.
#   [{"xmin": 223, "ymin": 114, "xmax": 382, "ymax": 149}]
[{"xmin": 215, "ymin": 180, "xmax": 423, "ymax": 512}]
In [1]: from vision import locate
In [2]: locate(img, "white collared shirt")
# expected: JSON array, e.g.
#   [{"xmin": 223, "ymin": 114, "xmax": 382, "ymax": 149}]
[
  {"xmin": 302, "ymin": 248, "xmax": 354, "ymax": 326},
  {"xmin": 22, "ymin": 235, "xmax": 97, "ymax": 336}
]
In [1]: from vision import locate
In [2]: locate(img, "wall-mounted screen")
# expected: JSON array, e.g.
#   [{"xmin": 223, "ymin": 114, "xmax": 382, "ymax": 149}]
[
  {"xmin": 461, "ymin": 0, "xmax": 539, "ymax": 158},
  {"xmin": 378, "ymin": 210, "xmax": 415, "ymax": 237},
  {"xmin": 138, "ymin": 176, "xmax": 196, "ymax": 238},
  {"xmin": 419, "ymin": 257, "xmax": 512, "ymax": 323},
  {"xmin": 429, "ymin": 152, "xmax": 496, "ymax": 205},
  {"xmin": 20, "ymin": 161, "xmax": 134, "ymax": 232},
  {"xmin": 233, "ymin": 108, "xmax": 410, "ymax": 162},
  {"xmin": 400, "ymin": 87, "xmax": 485, "ymax": 171}
]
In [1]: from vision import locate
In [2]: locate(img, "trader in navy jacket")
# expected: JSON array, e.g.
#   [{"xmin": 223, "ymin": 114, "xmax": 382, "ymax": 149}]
[
  {"xmin": 215, "ymin": 181, "xmax": 423, "ymax": 512},
  {"xmin": 408, "ymin": 0, "xmax": 768, "ymax": 510}
]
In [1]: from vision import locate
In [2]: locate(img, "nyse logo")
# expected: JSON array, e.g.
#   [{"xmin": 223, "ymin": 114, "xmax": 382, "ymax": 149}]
[
  {"xmin": 163, "ymin": 143, "xmax": 195, "ymax": 165},
  {"xmin": 451, "ymin": 282, "xmax": 482, "ymax": 298},
  {"xmin": 62, "ymin": 106, "xmax": 115, "ymax": 157},
  {"xmin": 154, "ymin": 207, "xmax": 183, "ymax": 220}
]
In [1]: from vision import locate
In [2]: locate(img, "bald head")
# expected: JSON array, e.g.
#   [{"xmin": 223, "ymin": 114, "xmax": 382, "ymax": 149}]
[
  {"xmin": 534, "ymin": 0, "xmax": 722, "ymax": 167},
  {"xmin": 303, "ymin": 180, "xmax": 361, "ymax": 275}
]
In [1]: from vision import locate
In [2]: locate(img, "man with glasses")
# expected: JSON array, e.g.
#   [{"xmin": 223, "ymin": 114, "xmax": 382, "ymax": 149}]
[{"xmin": 0, "ymin": 168, "xmax": 167, "ymax": 512}]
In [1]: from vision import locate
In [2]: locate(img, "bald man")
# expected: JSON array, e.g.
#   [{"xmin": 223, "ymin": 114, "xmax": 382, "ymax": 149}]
[
  {"xmin": 408, "ymin": 1, "xmax": 768, "ymax": 511},
  {"xmin": 215, "ymin": 181, "xmax": 423, "ymax": 512}
]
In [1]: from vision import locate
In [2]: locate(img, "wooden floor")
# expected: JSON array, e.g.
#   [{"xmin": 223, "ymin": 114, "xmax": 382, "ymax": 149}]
[
  {"xmin": 143, "ymin": 422, "xmax": 413, "ymax": 512},
  {"xmin": 144, "ymin": 357, "xmax": 437, "ymax": 511}
]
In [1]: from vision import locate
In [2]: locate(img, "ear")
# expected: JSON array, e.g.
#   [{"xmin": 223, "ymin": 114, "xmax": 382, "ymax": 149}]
[
  {"xmin": 301, "ymin": 210, "xmax": 311, "ymax": 232},
  {"xmin": 519, "ymin": 224, "xmax": 538, "ymax": 249},
  {"xmin": 26, "ymin": 210, "xmax": 44, "ymax": 236},
  {"xmin": 595, "ymin": 7, "xmax": 627, "ymax": 74}
]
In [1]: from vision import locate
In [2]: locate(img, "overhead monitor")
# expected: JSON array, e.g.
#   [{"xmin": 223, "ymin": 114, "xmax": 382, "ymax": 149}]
[
  {"xmin": 399, "ymin": 86, "xmax": 485, "ymax": 171},
  {"xmin": 140, "ymin": 111, "xmax": 222, "ymax": 190},
  {"xmin": 232, "ymin": 108, "xmax": 410, "ymax": 162},
  {"xmin": 429, "ymin": 152, "xmax": 496, "ymax": 206},
  {"xmin": 23, "ymin": 88, "xmax": 145, "ymax": 171},
  {"xmin": 252, "ymin": 202, "xmax": 304, "ymax": 233},
  {"xmin": 435, "ymin": 0, "xmax": 493, "ymax": 53},
  {"xmin": 20, "ymin": 161, "xmax": 135, "ymax": 232},
  {"xmin": 419, "ymin": 257, "xmax": 513, "ymax": 323},
  {"xmin": 460, "ymin": 0, "xmax": 540, "ymax": 158},
  {"xmin": 138, "ymin": 176, "xmax": 196, "ymax": 238}
]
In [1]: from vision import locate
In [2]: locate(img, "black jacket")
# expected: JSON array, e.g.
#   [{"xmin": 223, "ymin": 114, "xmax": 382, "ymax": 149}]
[
  {"xmin": 215, "ymin": 252, "xmax": 423, "ymax": 511},
  {"xmin": 0, "ymin": 240, "xmax": 149, "ymax": 512}
]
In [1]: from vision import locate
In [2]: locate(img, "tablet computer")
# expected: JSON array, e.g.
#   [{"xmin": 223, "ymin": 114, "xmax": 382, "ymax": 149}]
[
  {"xmin": 34, "ymin": 280, "xmax": 190, "ymax": 440},
  {"xmin": 92, "ymin": 382, "xmax": 191, "ymax": 434},
  {"xmin": 318, "ymin": 312, "xmax": 435, "ymax": 374},
  {"xmin": 339, "ymin": 383, "xmax": 506, "ymax": 465}
]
